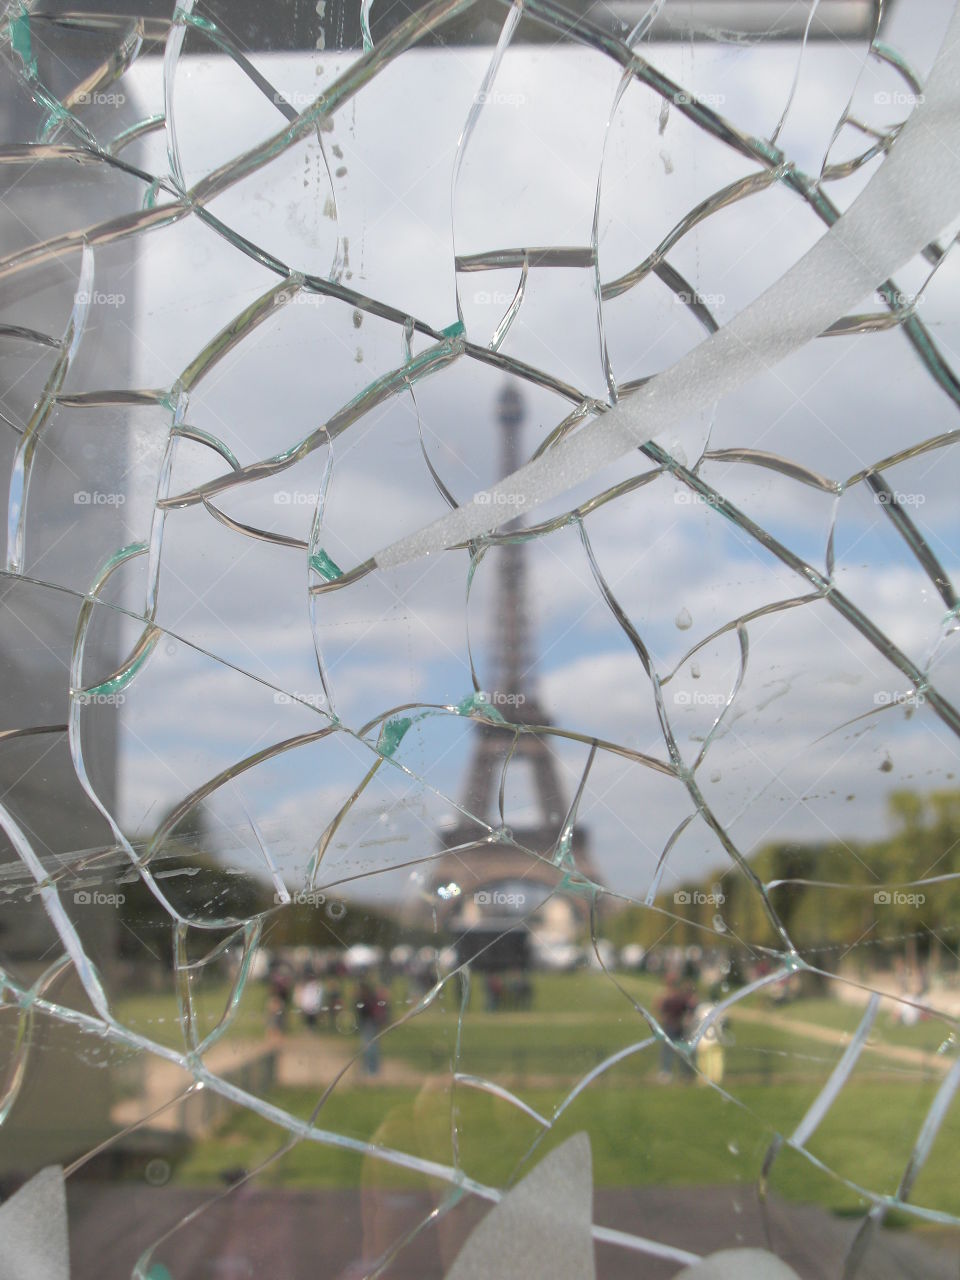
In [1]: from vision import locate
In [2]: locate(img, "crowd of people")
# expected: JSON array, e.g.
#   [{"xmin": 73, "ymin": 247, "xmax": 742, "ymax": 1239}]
[
  {"xmin": 265, "ymin": 960, "xmax": 391, "ymax": 1075},
  {"xmin": 483, "ymin": 971, "xmax": 533, "ymax": 1011},
  {"xmin": 262, "ymin": 953, "xmax": 731, "ymax": 1084}
]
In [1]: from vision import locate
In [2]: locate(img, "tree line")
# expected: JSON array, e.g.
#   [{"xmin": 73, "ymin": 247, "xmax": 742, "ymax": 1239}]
[{"xmin": 605, "ymin": 789, "xmax": 960, "ymax": 972}]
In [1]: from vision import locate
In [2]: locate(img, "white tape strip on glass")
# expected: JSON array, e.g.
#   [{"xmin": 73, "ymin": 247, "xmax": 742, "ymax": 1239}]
[{"xmin": 374, "ymin": 0, "xmax": 960, "ymax": 572}]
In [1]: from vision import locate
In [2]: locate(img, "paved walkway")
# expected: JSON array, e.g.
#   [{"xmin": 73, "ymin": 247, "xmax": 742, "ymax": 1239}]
[
  {"xmin": 66, "ymin": 1183, "xmax": 960, "ymax": 1280},
  {"xmin": 729, "ymin": 1005, "xmax": 952, "ymax": 1074}
]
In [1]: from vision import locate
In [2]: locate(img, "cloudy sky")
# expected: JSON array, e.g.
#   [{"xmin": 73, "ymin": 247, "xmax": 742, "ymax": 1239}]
[{"xmin": 23, "ymin": 0, "xmax": 960, "ymax": 912}]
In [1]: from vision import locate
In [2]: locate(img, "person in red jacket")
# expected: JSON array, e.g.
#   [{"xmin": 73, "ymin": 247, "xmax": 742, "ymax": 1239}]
[
  {"xmin": 356, "ymin": 977, "xmax": 390, "ymax": 1075},
  {"xmin": 657, "ymin": 972, "xmax": 697, "ymax": 1081}
]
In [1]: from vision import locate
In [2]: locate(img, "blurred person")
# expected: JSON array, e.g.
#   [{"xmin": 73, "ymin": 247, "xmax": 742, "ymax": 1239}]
[
  {"xmin": 692, "ymin": 998, "xmax": 726, "ymax": 1085},
  {"xmin": 486, "ymin": 973, "xmax": 504, "ymax": 1011},
  {"xmin": 266, "ymin": 961, "xmax": 294, "ymax": 1036},
  {"xmin": 516, "ymin": 971, "xmax": 533, "ymax": 1010},
  {"xmin": 266, "ymin": 992, "xmax": 287, "ymax": 1039},
  {"xmin": 297, "ymin": 975, "xmax": 324, "ymax": 1030},
  {"xmin": 657, "ymin": 972, "xmax": 697, "ymax": 1081},
  {"xmin": 356, "ymin": 977, "xmax": 390, "ymax": 1075},
  {"xmin": 326, "ymin": 978, "xmax": 343, "ymax": 1030}
]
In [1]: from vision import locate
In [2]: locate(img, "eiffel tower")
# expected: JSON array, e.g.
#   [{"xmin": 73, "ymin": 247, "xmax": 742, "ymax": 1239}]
[{"xmin": 431, "ymin": 384, "xmax": 599, "ymax": 967}]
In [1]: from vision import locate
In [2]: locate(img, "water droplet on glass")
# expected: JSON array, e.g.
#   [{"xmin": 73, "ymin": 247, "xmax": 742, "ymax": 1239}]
[
  {"xmin": 727, "ymin": 1141, "xmax": 739, "ymax": 1156},
  {"xmin": 145, "ymin": 1158, "xmax": 171, "ymax": 1186},
  {"xmin": 691, "ymin": 661, "xmax": 701, "ymax": 679},
  {"xmin": 675, "ymin": 608, "xmax": 692, "ymax": 631}
]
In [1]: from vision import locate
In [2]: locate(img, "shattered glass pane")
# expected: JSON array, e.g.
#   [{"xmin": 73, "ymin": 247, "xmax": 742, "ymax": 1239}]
[{"xmin": 2, "ymin": 0, "xmax": 960, "ymax": 1275}]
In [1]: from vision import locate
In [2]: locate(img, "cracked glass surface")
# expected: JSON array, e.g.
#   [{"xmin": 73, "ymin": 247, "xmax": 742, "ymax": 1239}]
[{"xmin": 1, "ymin": 0, "xmax": 960, "ymax": 1275}]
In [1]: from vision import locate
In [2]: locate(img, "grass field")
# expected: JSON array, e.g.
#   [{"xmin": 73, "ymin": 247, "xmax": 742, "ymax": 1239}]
[
  {"xmin": 114, "ymin": 969, "xmax": 954, "ymax": 1079},
  {"xmin": 115, "ymin": 969, "xmax": 960, "ymax": 1226},
  {"xmin": 779, "ymin": 994, "xmax": 958, "ymax": 1053},
  {"xmin": 172, "ymin": 1079, "xmax": 960, "ymax": 1224}
]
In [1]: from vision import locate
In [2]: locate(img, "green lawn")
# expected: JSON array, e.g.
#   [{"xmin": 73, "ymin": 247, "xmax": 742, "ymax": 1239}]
[
  {"xmin": 113, "ymin": 971, "xmax": 953, "ymax": 1085},
  {"xmin": 172, "ymin": 1079, "xmax": 960, "ymax": 1225},
  {"xmin": 772, "ymin": 994, "xmax": 958, "ymax": 1053},
  {"xmin": 115, "ymin": 972, "xmax": 851, "ymax": 1084},
  {"xmin": 113, "ymin": 970, "xmax": 659, "ymax": 1040},
  {"xmin": 117, "ymin": 970, "xmax": 960, "ymax": 1228},
  {"xmin": 379, "ymin": 1003, "xmax": 838, "ymax": 1084}
]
